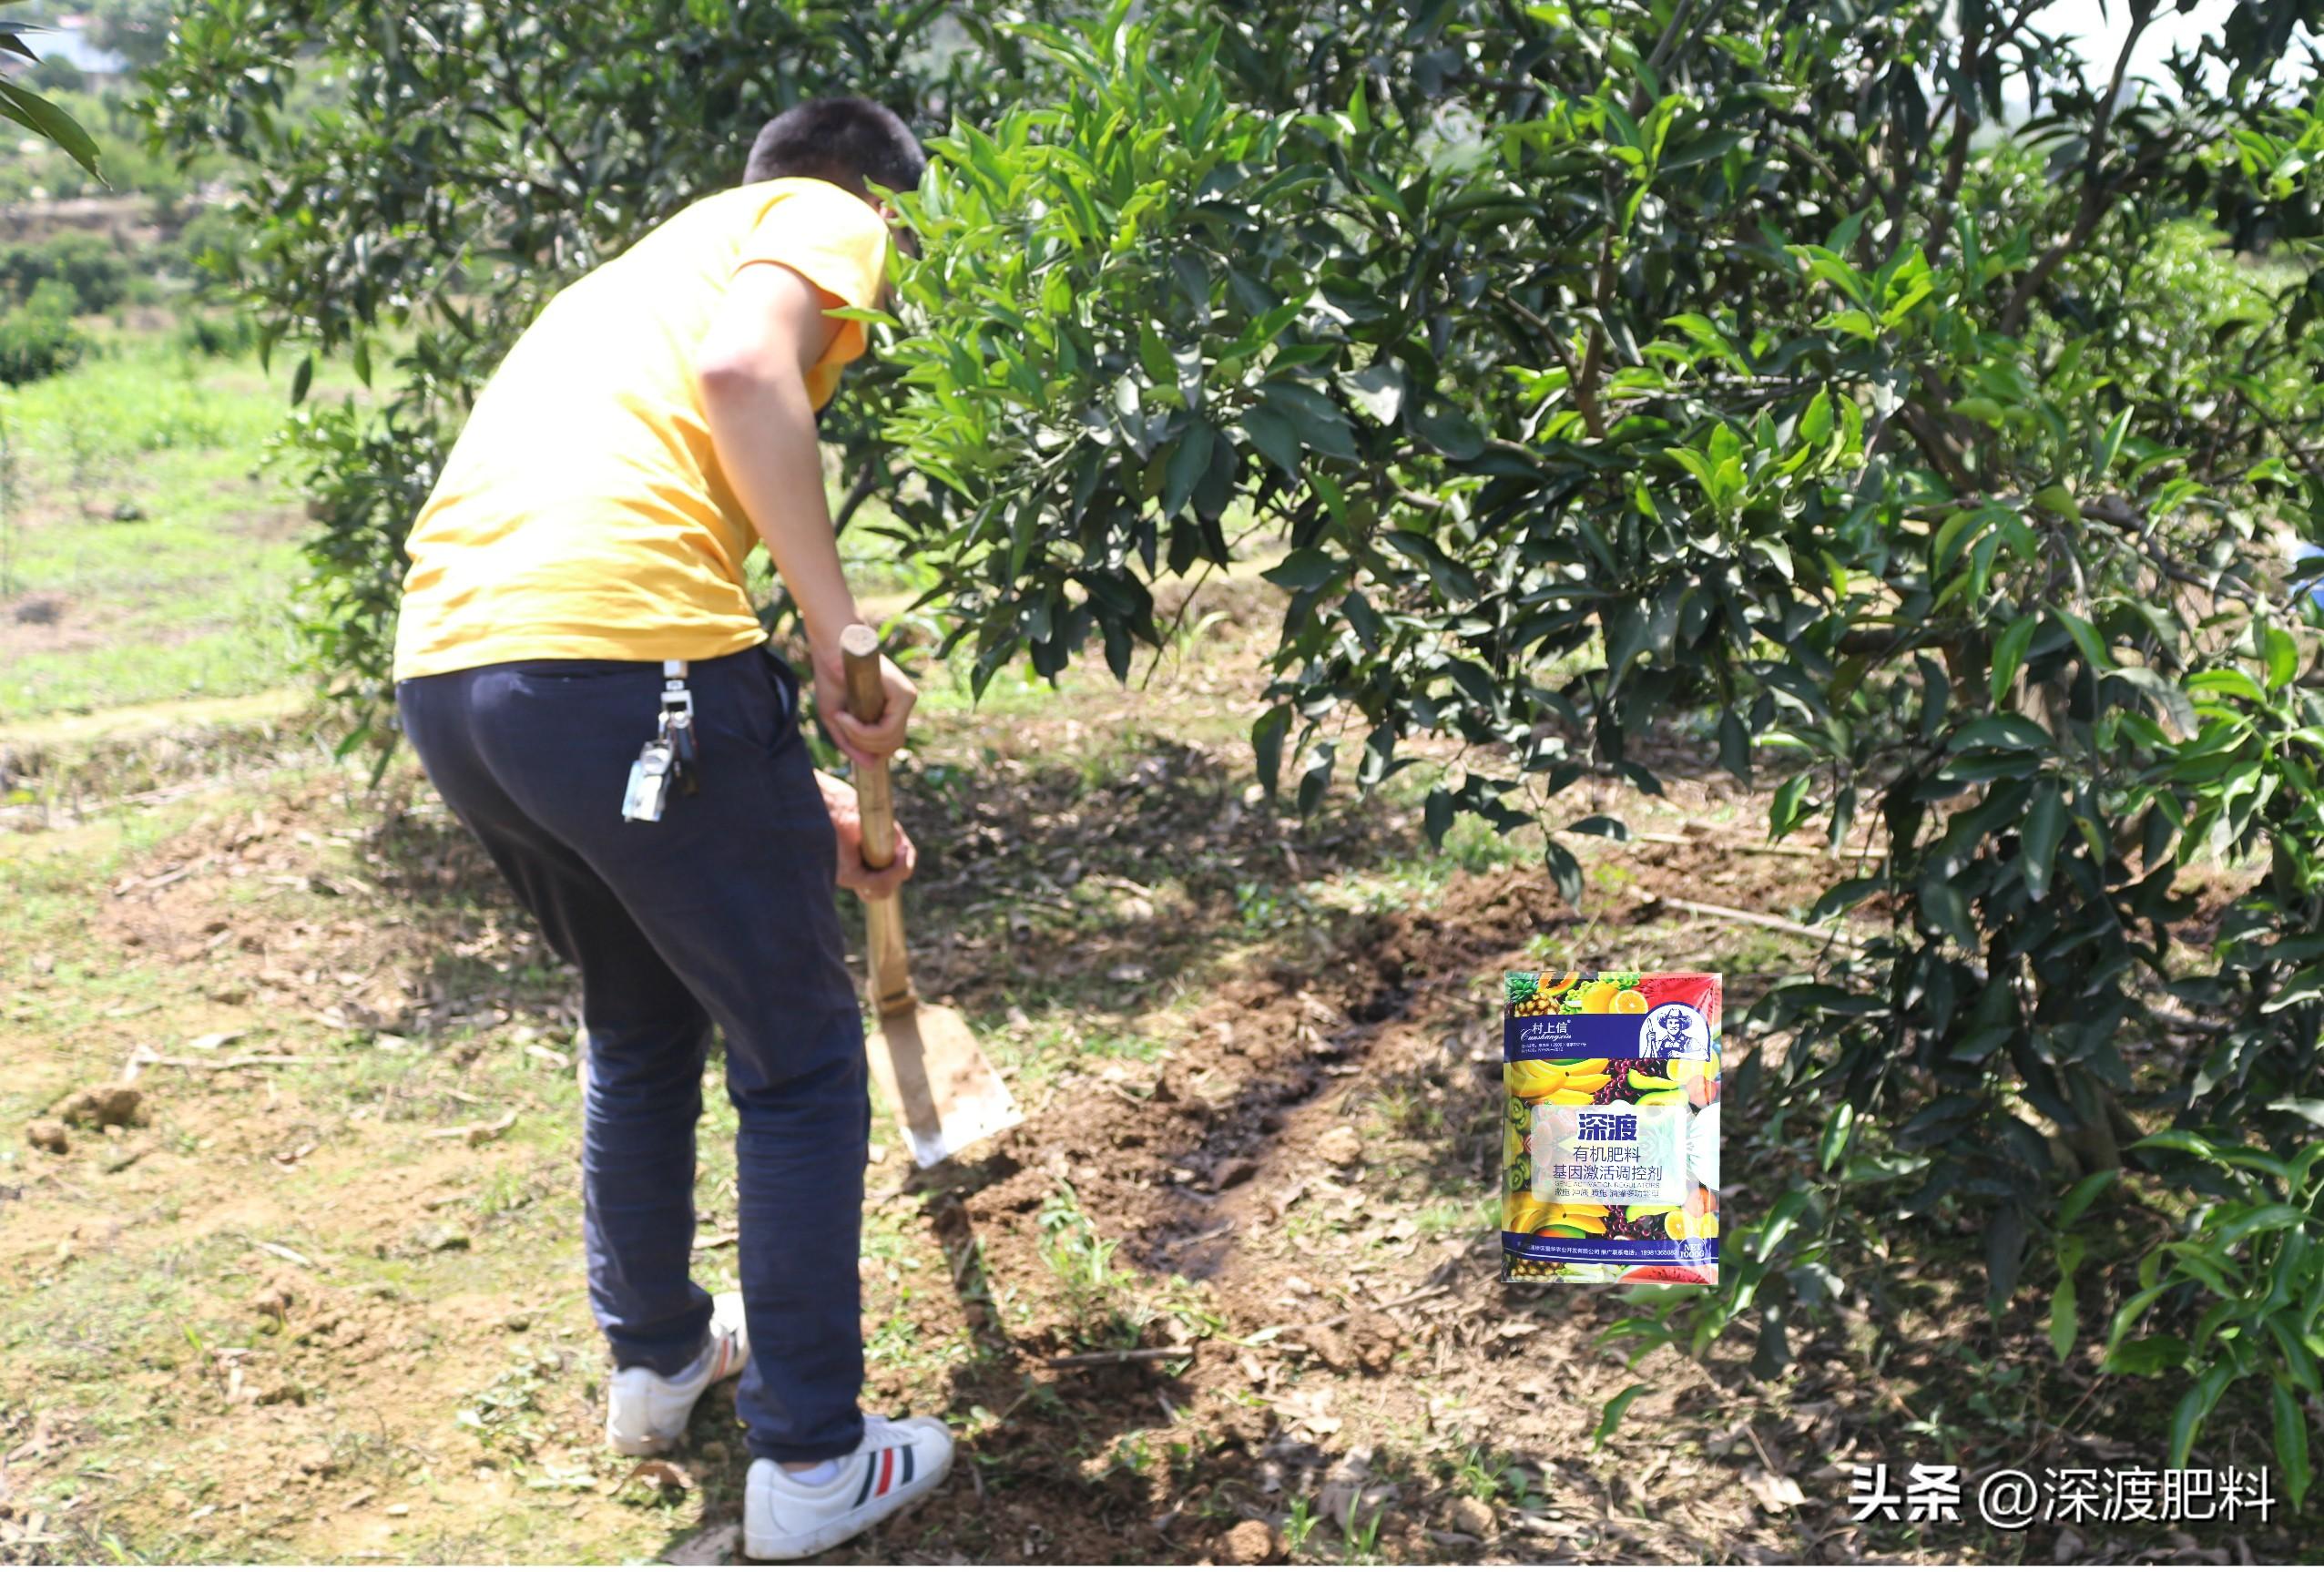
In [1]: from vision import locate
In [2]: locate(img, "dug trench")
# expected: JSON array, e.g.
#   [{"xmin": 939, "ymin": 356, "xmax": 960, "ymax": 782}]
[{"xmin": 849, "ymin": 864, "xmax": 1828, "ymax": 1567}]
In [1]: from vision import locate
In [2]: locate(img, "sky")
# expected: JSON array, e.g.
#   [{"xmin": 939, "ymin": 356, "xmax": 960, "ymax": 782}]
[{"xmin": 2052, "ymin": 0, "xmax": 2316, "ymax": 88}]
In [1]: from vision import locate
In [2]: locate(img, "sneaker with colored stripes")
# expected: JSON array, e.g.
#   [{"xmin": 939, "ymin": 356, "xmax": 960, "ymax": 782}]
[
  {"xmin": 603, "ymin": 1291, "xmax": 749, "ymax": 1456},
  {"xmin": 743, "ymin": 1414, "xmax": 953, "ymax": 1560}
]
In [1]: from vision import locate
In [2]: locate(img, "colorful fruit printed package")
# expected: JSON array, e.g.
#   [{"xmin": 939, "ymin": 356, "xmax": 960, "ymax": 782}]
[{"xmin": 1502, "ymin": 972, "xmax": 1721, "ymax": 1285}]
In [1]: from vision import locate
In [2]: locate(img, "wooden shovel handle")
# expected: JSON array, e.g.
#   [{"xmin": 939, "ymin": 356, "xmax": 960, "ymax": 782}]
[
  {"xmin": 839, "ymin": 624, "xmax": 913, "ymax": 1014},
  {"xmin": 840, "ymin": 624, "xmax": 898, "ymax": 872}
]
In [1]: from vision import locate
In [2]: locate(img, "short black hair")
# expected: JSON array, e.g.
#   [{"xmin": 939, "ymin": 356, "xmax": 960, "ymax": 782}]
[{"xmin": 744, "ymin": 97, "xmax": 926, "ymax": 196}]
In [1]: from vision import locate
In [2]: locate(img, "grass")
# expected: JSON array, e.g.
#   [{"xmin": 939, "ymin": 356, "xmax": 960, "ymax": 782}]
[{"xmin": 0, "ymin": 323, "xmax": 345, "ymax": 722}]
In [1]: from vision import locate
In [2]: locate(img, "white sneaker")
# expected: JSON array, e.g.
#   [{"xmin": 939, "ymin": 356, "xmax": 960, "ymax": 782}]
[
  {"xmin": 743, "ymin": 1414, "xmax": 953, "ymax": 1561},
  {"xmin": 604, "ymin": 1291, "xmax": 749, "ymax": 1456}
]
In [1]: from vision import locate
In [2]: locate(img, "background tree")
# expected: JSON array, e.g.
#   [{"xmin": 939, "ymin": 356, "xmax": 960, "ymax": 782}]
[{"xmin": 150, "ymin": 0, "xmax": 2324, "ymax": 1497}]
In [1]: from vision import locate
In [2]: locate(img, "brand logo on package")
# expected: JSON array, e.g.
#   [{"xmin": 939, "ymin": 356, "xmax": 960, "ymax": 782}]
[
  {"xmin": 1506, "ymin": 1002, "xmax": 1710, "ymax": 1059},
  {"xmin": 1641, "ymin": 1003, "xmax": 1711, "ymax": 1060}
]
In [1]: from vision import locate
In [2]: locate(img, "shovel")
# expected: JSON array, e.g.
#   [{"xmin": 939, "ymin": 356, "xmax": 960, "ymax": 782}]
[{"xmin": 840, "ymin": 623, "xmax": 1022, "ymax": 1168}]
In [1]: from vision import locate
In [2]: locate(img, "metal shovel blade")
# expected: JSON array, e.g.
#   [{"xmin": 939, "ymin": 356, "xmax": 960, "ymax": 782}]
[{"xmin": 865, "ymin": 1001, "xmax": 1021, "ymax": 1169}]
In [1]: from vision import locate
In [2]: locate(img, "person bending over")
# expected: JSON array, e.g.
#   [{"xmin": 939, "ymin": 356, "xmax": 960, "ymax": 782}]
[{"xmin": 392, "ymin": 96, "xmax": 948, "ymax": 1561}]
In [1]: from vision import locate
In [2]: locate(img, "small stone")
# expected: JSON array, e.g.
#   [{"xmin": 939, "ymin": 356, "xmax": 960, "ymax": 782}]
[
  {"xmin": 384, "ymin": 1503, "xmax": 409, "ymax": 1518},
  {"xmin": 1212, "ymin": 1156, "xmax": 1260, "ymax": 1189},
  {"xmin": 252, "ymin": 1379, "xmax": 304, "ymax": 1406},
  {"xmin": 417, "ymin": 1223, "xmax": 471, "ymax": 1253},
  {"xmin": 56, "ymin": 1085, "xmax": 145, "ymax": 1130},
  {"xmin": 1218, "ymin": 1518, "xmax": 1279, "ymax": 1565},
  {"xmin": 25, "ymin": 1118, "xmax": 68, "ymax": 1154},
  {"xmin": 297, "ymin": 1447, "xmax": 338, "ymax": 1477},
  {"xmin": 2054, "ymin": 1527, "xmax": 2085, "ymax": 1562},
  {"xmin": 1450, "ymin": 1495, "xmax": 1495, "ymax": 1537},
  {"xmin": 501, "ymin": 1310, "xmax": 531, "ymax": 1332},
  {"xmin": 248, "ymin": 1280, "xmax": 295, "ymax": 1322},
  {"xmin": 1302, "ymin": 1325, "xmax": 1351, "ymax": 1371},
  {"xmin": 1315, "ymin": 1126, "xmax": 1363, "ymax": 1167}
]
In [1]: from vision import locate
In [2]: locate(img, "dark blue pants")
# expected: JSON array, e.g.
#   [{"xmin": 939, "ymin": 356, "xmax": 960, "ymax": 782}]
[{"xmin": 396, "ymin": 647, "xmax": 868, "ymax": 1464}]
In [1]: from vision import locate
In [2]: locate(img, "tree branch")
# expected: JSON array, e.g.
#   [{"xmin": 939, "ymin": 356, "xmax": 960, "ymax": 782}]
[{"xmin": 1998, "ymin": 6, "xmax": 2155, "ymax": 333}]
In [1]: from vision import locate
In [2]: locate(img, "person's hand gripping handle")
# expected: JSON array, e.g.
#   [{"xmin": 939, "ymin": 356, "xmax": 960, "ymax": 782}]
[{"xmin": 840, "ymin": 624, "xmax": 914, "ymax": 1015}]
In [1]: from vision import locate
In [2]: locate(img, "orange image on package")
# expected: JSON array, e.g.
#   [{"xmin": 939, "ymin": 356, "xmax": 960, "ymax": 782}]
[{"xmin": 1502, "ymin": 972, "xmax": 1721, "ymax": 1285}]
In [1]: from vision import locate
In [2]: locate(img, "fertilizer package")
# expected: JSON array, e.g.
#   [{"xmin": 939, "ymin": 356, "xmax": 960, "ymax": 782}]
[{"xmin": 1501, "ymin": 972, "xmax": 1721, "ymax": 1285}]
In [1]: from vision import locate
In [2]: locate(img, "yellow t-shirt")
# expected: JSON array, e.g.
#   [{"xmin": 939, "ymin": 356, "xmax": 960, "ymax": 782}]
[{"xmin": 392, "ymin": 178, "xmax": 889, "ymax": 680}]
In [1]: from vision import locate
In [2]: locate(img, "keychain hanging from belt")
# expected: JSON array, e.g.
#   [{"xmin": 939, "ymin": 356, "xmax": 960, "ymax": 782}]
[{"xmin": 621, "ymin": 659, "xmax": 699, "ymax": 823}]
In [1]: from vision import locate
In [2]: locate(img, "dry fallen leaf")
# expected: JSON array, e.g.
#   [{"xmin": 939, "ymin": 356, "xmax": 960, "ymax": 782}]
[
  {"xmin": 625, "ymin": 1459, "xmax": 695, "ymax": 1495},
  {"xmin": 1739, "ymin": 1465, "xmax": 1806, "ymax": 1514}
]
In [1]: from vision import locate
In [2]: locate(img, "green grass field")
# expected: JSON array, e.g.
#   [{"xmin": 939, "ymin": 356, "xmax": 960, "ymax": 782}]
[{"xmin": 0, "ymin": 322, "xmax": 362, "ymax": 724}]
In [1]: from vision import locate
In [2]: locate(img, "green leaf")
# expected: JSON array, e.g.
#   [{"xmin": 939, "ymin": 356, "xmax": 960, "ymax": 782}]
[
  {"xmin": 2268, "ymin": 1097, "xmax": 2324, "ymax": 1129},
  {"xmin": 1566, "ymin": 814, "xmax": 1630, "ymax": 841},
  {"xmin": 1770, "ymin": 773, "xmax": 1813, "ymax": 838},
  {"xmin": 1340, "ymin": 362, "xmax": 1405, "ymax": 424},
  {"xmin": 1238, "ymin": 406, "xmax": 1303, "ymax": 476},
  {"xmin": 1990, "ymin": 615, "xmax": 2038, "ymax": 706},
  {"xmin": 1160, "ymin": 420, "xmax": 1215, "ymax": 519},
  {"xmin": 1258, "ymin": 380, "xmax": 1359, "ymax": 460},
  {"xmin": 1818, "ymin": 1103, "xmax": 1855, "ymax": 1171},
  {"xmin": 1544, "ymin": 842, "xmax": 1584, "ymax": 906},
  {"xmin": 2273, "ymin": 1380, "xmax": 2313, "ymax": 1509},
  {"xmin": 2187, "ymin": 668, "xmax": 2268, "ymax": 704},
  {"xmin": 1261, "ymin": 546, "xmax": 1340, "ymax": 592},
  {"xmin": 2217, "ymin": 1204, "xmax": 2305, "ymax": 1248},
  {"xmin": 1423, "ymin": 787, "xmax": 1452, "ymax": 849},
  {"xmin": 1137, "ymin": 321, "xmax": 1176, "ymax": 387},
  {"xmin": 2169, "ymin": 1363, "xmax": 2236, "ymax": 1470},
  {"xmin": 2049, "ymin": 1267, "xmax": 2080, "ymax": 1363},
  {"xmin": 1718, "ymin": 708, "xmax": 1752, "ymax": 783},
  {"xmin": 1949, "ymin": 715, "xmax": 2051, "ymax": 752},
  {"xmin": 2054, "ymin": 607, "xmax": 2112, "ymax": 672},
  {"xmin": 2092, "ymin": 407, "xmax": 2133, "ymax": 475},
  {"xmin": 1251, "ymin": 706, "xmax": 1289, "ymax": 799},
  {"xmin": 290, "ymin": 354, "xmax": 315, "ymax": 406},
  {"xmin": 1410, "ymin": 401, "xmax": 1484, "ymax": 459},
  {"xmin": 2112, "ymin": 665, "xmax": 2197, "ymax": 734},
  {"xmin": 1593, "ymin": 1382, "xmax": 1650, "ymax": 1449},
  {"xmin": 2021, "ymin": 781, "xmax": 2067, "ymax": 902},
  {"xmin": 1919, "ymin": 875, "xmax": 1978, "ymax": 950},
  {"xmin": 2032, "ymin": 483, "xmax": 2082, "ymax": 522},
  {"xmin": 1797, "ymin": 387, "xmax": 1833, "ymax": 446},
  {"xmin": 2055, "ymin": 1169, "xmax": 2117, "ymax": 1230},
  {"xmin": 2264, "ymin": 626, "xmax": 2300, "ymax": 690},
  {"xmin": 2134, "ymin": 1129, "xmax": 2222, "ymax": 1161},
  {"xmin": 2107, "ymin": 1334, "xmax": 2189, "ymax": 1375},
  {"xmin": 0, "ymin": 78, "xmax": 101, "ymax": 180}
]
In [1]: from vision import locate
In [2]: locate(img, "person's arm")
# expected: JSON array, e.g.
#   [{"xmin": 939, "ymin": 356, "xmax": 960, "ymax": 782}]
[{"xmin": 697, "ymin": 260, "xmax": 914, "ymax": 767}]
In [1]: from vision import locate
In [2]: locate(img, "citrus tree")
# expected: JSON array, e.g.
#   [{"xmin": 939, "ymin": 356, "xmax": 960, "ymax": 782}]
[{"xmin": 152, "ymin": 0, "xmax": 2324, "ymax": 1492}]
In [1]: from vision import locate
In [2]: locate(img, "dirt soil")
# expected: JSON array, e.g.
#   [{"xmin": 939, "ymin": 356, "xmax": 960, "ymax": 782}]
[{"xmin": 1, "ymin": 594, "xmax": 2309, "ymax": 1567}]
